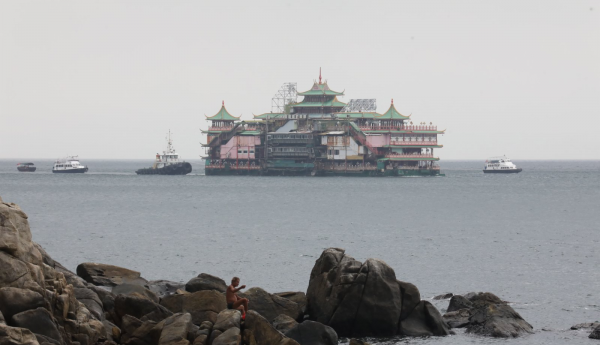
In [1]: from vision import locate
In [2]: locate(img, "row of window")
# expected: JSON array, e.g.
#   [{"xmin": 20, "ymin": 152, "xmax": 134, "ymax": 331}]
[
  {"xmin": 55, "ymin": 165, "xmax": 72, "ymax": 168},
  {"xmin": 237, "ymin": 149, "xmax": 255, "ymax": 154},
  {"xmin": 267, "ymin": 134, "xmax": 314, "ymax": 140},
  {"xmin": 328, "ymin": 150, "xmax": 341, "ymax": 155},
  {"xmin": 268, "ymin": 147, "xmax": 312, "ymax": 153}
]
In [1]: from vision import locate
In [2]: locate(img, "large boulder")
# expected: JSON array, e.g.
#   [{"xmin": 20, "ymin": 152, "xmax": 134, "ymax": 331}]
[
  {"xmin": 399, "ymin": 301, "xmax": 451, "ymax": 337},
  {"xmin": 158, "ymin": 313, "xmax": 196, "ymax": 345},
  {"xmin": 397, "ymin": 281, "xmax": 420, "ymax": 320},
  {"xmin": 284, "ymin": 321, "xmax": 338, "ymax": 345},
  {"xmin": 113, "ymin": 284, "xmax": 159, "ymax": 303},
  {"xmin": 11, "ymin": 308, "xmax": 62, "ymax": 344},
  {"xmin": 306, "ymin": 249, "xmax": 403, "ymax": 337},
  {"xmin": 0, "ymin": 324, "xmax": 40, "ymax": 345},
  {"xmin": 160, "ymin": 290, "xmax": 226, "ymax": 325},
  {"xmin": 0, "ymin": 288, "xmax": 46, "ymax": 321},
  {"xmin": 272, "ymin": 315, "xmax": 298, "ymax": 334},
  {"xmin": 211, "ymin": 327, "xmax": 240, "ymax": 345},
  {"xmin": 185, "ymin": 274, "xmax": 226, "ymax": 293},
  {"xmin": 442, "ymin": 308, "xmax": 472, "ymax": 328},
  {"xmin": 213, "ymin": 310, "xmax": 241, "ymax": 332},
  {"xmin": 446, "ymin": 295, "xmax": 473, "ymax": 313},
  {"xmin": 76, "ymin": 263, "xmax": 147, "ymax": 287},
  {"xmin": 590, "ymin": 324, "xmax": 600, "ymax": 339},
  {"xmin": 273, "ymin": 292, "xmax": 307, "ymax": 314},
  {"xmin": 114, "ymin": 294, "xmax": 173, "ymax": 323},
  {"xmin": 464, "ymin": 292, "xmax": 533, "ymax": 337},
  {"xmin": 241, "ymin": 287, "xmax": 302, "ymax": 322},
  {"xmin": 73, "ymin": 288, "xmax": 104, "ymax": 321},
  {"xmin": 244, "ymin": 311, "xmax": 299, "ymax": 345}
]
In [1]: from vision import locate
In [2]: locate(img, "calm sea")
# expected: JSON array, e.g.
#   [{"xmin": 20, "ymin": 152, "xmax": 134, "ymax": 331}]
[{"xmin": 1, "ymin": 159, "xmax": 599, "ymax": 344}]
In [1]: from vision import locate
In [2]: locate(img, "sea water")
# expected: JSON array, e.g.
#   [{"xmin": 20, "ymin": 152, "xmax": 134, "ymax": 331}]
[{"xmin": 1, "ymin": 159, "xmax": 599, "ymax": 344}]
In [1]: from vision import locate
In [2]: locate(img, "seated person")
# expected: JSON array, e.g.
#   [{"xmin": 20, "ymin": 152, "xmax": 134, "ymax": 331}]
[{"xmin": 226, "ymin": 276, "xmax": 249, "ymax": 319}]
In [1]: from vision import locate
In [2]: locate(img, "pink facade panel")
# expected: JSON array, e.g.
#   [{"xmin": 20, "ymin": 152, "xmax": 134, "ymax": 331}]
[
  {"xmin": 219, "ymin": 135, "xmax": 260, "ymax": 159},
  {"xmin": 366, "ymin": 134, "xmax": 389, "ymax": 148}
]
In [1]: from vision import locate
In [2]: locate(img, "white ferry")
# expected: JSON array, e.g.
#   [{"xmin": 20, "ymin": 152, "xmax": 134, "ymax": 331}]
[
  {"xmin": 52, "ymin": 156, "xmax": 89, "ymax": 173},
  {"xmin": 483, "ymin": 156, "xmax": 522, "ymax": 174}
]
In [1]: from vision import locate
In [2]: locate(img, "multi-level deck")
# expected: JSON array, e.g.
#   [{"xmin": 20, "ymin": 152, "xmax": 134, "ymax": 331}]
[{"xmin": 202, "ymin": 75, "xmax": 444, "ymax": 176}]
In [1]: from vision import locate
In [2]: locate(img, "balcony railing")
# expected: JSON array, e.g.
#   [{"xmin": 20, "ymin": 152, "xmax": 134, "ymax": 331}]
[
  {"xmin": 385, "ymin": 154, "xmax": 435, "ymax": 159},
  {"xmin": 389, "ymin": 141, "xmax": 438, "ymax": 146},
  {"xmin": 208, "ymin": 126, "xmax": 235, "ymax": 131},
  {"xmin": 206, "ymin": 164, "xmax": 260, "ymax": 170},
  {"xmin": 358, "ymin": 125, "xmax": 438, "ymax": 131}
]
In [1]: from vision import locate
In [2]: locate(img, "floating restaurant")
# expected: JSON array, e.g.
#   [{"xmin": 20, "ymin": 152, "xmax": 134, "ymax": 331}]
[{"xmin": 201, "ymin": 72, "xmax": 444, "ymax": 176}]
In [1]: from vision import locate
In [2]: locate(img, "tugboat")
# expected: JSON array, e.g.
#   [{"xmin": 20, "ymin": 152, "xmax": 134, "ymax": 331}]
[
  {"xmin": 52, "ymin": 156, "xmax": 89, "ymax": 173},
  {"xmin": 17, "ymin": 162, "xmax": 37, "ymax": 172},
  {"xmin": 136, "ymin": 131, "xmax": 192, "ymax": 175},
  {"xmin": 483, "ymin": 156, "xmax": 522, "ymax": 173}
]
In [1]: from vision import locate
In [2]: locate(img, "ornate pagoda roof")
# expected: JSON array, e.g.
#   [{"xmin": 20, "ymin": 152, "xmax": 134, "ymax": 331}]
[
  {"xmin": 335, "ymin": 112, "xmax": 380, "ymax": 118},
  {"xmin": 376, "ymin": 100, "xmax": 410, "ymax": 120},
  {"xmin": 293, "ymin": 96, "xmax": 347, "ymax": 108},
  {"xmin": 298, "ymin": 81, "xmax": 344, "ymax": 96},
  {"xmin": 205, "ymin": 101, "xmax": 240, "ymax": 121}
]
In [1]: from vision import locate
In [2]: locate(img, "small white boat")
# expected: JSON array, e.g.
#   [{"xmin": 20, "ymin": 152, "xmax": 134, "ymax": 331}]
[
  {"xmin": 52, "ymin": 156, "xmax": 88, "ymax": 173},
  {"xmin": 483, "ymin": 156, "xmax": 522, "ymax": 173}
]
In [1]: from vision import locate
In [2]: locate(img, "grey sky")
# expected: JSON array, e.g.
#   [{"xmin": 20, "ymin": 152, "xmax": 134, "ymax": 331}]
[{"xmin": 1, "ymin": 1, "xmax": 599, "ymax": 160}]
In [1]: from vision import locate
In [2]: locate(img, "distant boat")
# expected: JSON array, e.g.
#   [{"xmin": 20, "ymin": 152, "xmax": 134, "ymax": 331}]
[
  {"xmin": 17, "ymin": 162, "xmax": 36, "ymax": 172},
  {"xmin": 52, "ymin": 156, "xmax": 88, "ymax": 173},
  {"xmin": 136, "ymin": 130, "xmax": 192, "ymax": 175},
  {"xmin": 483, "ymin": 156, "xmax": 522, "ymax": 173}
]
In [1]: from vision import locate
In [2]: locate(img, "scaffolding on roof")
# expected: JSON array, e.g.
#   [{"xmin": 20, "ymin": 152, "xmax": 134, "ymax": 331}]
[
  {"xmin": 342, "ymin": 99, "xmax": 377, "ymax": 112},
  {"xmin": 271, "ymin": 82, "xmax": 297, "ymax": 113}
]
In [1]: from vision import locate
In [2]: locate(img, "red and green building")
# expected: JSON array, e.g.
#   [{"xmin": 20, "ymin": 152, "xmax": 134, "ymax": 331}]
[{"xmin": 202, "ymin": 75, "xmax": 444, "ymax": 176}]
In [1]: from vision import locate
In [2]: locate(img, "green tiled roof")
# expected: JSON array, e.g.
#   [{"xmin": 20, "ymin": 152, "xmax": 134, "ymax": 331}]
[
  {"xmin": 293, "ymin": 96, "xmax": 346, "ymax": 108},
  {"xmin": 335, "ymin": 112, "xmax": 380, "ymax": 118},
  {"xmin": 298, "ymin": 82, "xmax": 344, "ymax": 96},
  {"xmin": 376, "ymin": 103, "xmax": 410, "ymax": 120},
  {"xmin": 206, "ymin": 104, "xmax": 240, "ymax": 121},
  {"xmin": 238, "ymin": 131, "xmax": 261, "ymax": 136},
  {"xmin": 253, "ymin": 113, "xmax": 286, "ymax": 119}
]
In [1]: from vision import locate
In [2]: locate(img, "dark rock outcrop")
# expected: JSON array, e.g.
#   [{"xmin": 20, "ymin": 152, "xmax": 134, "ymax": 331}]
[
  {"xmin": 114, "ymin": 294, "xmax": 173, "ymax": 324},
  {"xmin": 273, "ymin": 292, "xmax": 307, "ymax": 315},
  {"xmin": 76, "ymin": 263, "xmax": 147, "ymax": 287},
  {"xmin": 112, "ymin": 284, "xmax": 159, "ymax": 303},
  {"xmin": 241, "ymin": 287, "xmax": 303, "ymax": 322},
  {"xmin": 442, "ymin": 308, "xmax": 472, "ymax": 328},
  {"xmin": 11, "ymin": 308, "xmax": 62, "ymax": 344},
  {"xmin": 306, "ymin": 248, "xmax": 448, "ymax": 338},
  {"xmin": 158, "ymin": 313, "xmax": 196, "ymax": 345},
  {"xmin": 463, "ymin": 292, "xmax": 533, "ymax": 337},
  {"xmin": 0, "ymin": 288, "xmax": 46, "ymax": 321},
  {"xmin": 0, "ymin": 324, "xmax": 39, "ymax": 345},
  {"xmin": 446, "ymin": 295, "xmax": 473, "ymax": 313},
  {"xmin": 590, "ymin": 324, "xmax": 600, "ymax": 339},
  {"xmin": 399, "ymin": 301, "xmax": 451, "ymax": 337},
  {"xmin": 244, "ymin": 311, "xmax": 299, "ymax": 345},
  {"xmin": 284, "ymin": 320, "xmax": 337, "ymax": 345},
  {"xmin": 184, "ymin": 274, "xmax": 226, "ymax": 294},
  {"xmin": 211, "ymin": 327, "xmax": 240, "ymax": 345}
]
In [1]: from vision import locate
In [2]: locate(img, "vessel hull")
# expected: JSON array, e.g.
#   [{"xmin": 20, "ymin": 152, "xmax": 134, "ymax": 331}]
[
  {"xmin": 483, "ymin": 168, "xmax": 522, "ymax": 174},
  {"xmin": 205, "ymin": 167, "xmax": 443, "ymax": 177},
  {"xmin": 17, "ymin": 167, "xmax": 37, "ymax": 172},
  {"xmin": 52, "ymin": 167, "xmax": 88, "ymax": 173},
  {"xmin": 136, "ymin": 162, "xmax": 192, "ymax": 175}
]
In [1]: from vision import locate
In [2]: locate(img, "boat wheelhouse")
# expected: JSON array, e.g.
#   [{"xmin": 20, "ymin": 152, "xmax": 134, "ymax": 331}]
[
  {"xmin": 52, "ymin": 156, "xmax": 88, "ymax": 173},
  {"xmin": 17, "ymin": 162, "xmax": 36, "ymax": 172},
  {"xmin": 202, "ymin": 72, "xmax": 444, "ymax": 176},
  {"xmin": 136, "ymin": 130, "xmax": 192, "ymax": 175},
  {"xmin": 483, "ymin": 156, "xmax": 522, "ymax": 173}
]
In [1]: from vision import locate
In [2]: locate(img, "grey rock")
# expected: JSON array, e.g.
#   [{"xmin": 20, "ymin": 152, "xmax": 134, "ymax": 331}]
[
  {"xmin": 192, "ymin": 334, "xmax": 207, "ymax": 345},
  {"xmin": 113, "ymin": 284, "xmax": 159, "ymax": 303},
  {"xmin": 160, "ymin": 290, "xmax": 226, "ymax": 326},
  {"xmin": 199, "ymin": 321, "xmax": 213, "ymax": 331},
  {"xmin": 465, "ymin": 292, "xmax": 533, "ymax": 338},
  {"xmin": 213, "ymin": 310, "xmax": 241, "ymax": 332},
  {"xmin": 211, "ymin": 327, "xmax": 240, "ymax": 345},
  {"xmin": 73, "ymin": 288, "xmax": 104, "ymax": 321},
  {"xmin": 76, "ymin": 263, "xmax": 147, "ymax": 287},
  {"xmin": 244, "ymin": 311, "xmax": 299, "ymax": 345},
  {"xmin": 272, "ymin": 314, "xmax": 298, "ymax": 334},
  {"xmin": 399, "ymin": 301, "xmax": 451, "ymax": 337},
  {"xmin": 349, "ymin": 340, "xmax": 371, "ymax": 345},
  {"xmin": 273, "ymin": 292, "xmax": 307, "ymax": 314},
  {"xmin": 0, "ymin": 288, "xmax": 46, "ymax": 321},
  {"xmin": 397, "ymin": 281, "xmax": 420, "ymax": 321},
  {"xmin": 185, "ymin": 274, "xmax": 227, "ymax": 294},
  {"xmin": 446, "ymin": 295, "xmax": 473, "ymax": 313},
  {"xmin": 590, "ymin": 324, "xmax": 600, "ymax": 339},
  {"xmin": 443, "ymin": 308, "xmax": 472, "ymax": 328},
  {"xmin": 571, "ymin": 322, "xmax": 600, "ymax": 330},
  {"xmin": 241, "ymin": 287, "xmax": 302, "ymax": 322},
  {"xmin": 207, "ymin": 330, "xmax": 221, "ymax": 345},
  {"xmin": 0, "ymin": 324, "xmax": 40, "ymax": 345},
  {"xmin": 114, "ymin": 294, "xmax": 173, "ymax": 323},
  {"xmin": 285, "ymin": 320, "xmax": 337, "ymax": 345},
  {"xmin": 11, "ymin": 308, "xmax": 62, "ymax": 344},
  {"xmin": 146, "ymin": 281, "xmax": 185, "ymax": 298},
  {"xmin": 433, "ymin": 293, "xmax": 454, "ymax": 300},
  {"xmin": 159, "ymin": 313, "xmax": 195, "ymax": 345},
  {"xmin": 120, "ymin": 314, "xmax": 143, "ymax": 343}
]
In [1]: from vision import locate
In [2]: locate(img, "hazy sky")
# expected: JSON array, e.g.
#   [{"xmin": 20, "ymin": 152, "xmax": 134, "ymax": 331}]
[{"xmin": 1, "ymin": 1, "xmax": 599, "ymax": 160}]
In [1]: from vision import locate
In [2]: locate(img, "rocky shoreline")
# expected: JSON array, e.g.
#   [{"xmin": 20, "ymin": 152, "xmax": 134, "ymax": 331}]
[{"xmin": 4, "ymin": 196, "xmax": 594, "ymax": 345}]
